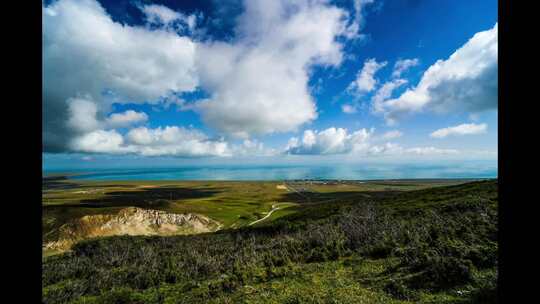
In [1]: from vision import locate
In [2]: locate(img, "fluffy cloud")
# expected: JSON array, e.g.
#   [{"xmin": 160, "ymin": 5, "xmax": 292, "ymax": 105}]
[
  {"xmin": 381, "ymin": 130, "xmax": 403, "ymax": 140},
  {"xmin": 392, "ymin": 58, "xmax": 419, "ymax": 78},
  {"xmin": 194, "ymin": 0, "xmax": 352, "ymax": 137},
  {"xmin": 126, "ymin": 126, "xmax": 207, "ymax": 146},
  {"xmin": 372, "ymin": 78, "xmax": 408, "ymax": 112},
  {"xmin": 70, "ymin": 125, "xmax": 280, "ymax": 158},
  {"xmin": 44, "ymin": 0, "xmax": 362, "ymax": 150},
  {"xmin": 232, "ymin": 139, "xmax": 278, "ymax": 157},
  {"xmin": 376, "ymin": 24, "xmax": 498, "ymax": 124},
  {"xmin": 70, "ymin": 126, "xmax": 230, "ymax": 157},
  {"xmin": 348, "ymin": 58, "xmax": 388, "ymax": 93},
  {"xmin": 43, "ymin": 0, "xmax": 198, "ymax": 151},
  {"xmin": 125, "ymin": 126, "xmax": 230, "ymax": 157},
  {"xmin": 348, "ymin": 58, "xmax": 387, "ymax": 93},
  {"xmin": 285, "ymin": 127, "xmax": 373, "ymax": 155},
  {"xmin": 66, "ymin": 97, "xmax": 148, "ymax": 132},
  {"xmin": 140, "ymin": 4, "xmax": 198, "ymax": 32},
  {"xmin": 105, "ymin": 110, "xmax": 148, "ymax": 129},
  {"xmin": 430, "ymin": 123, "xmax": 487, "ymax": 138},
  {"xmin": 284, "ymin": 127, "xmax": 460, "ymax": 157},
  {"xmin": 66, "ymin": 97, "xmax": 101, "ymax": 133},
  {"xmin": 343, "ymin": 0, "xmax": 375, "ymax": 39},
  {"xmin": 67, "ymin": 124, "xmax": 463, "ymax": 158},
  {"xmin": 70, "ymin": 130, "xmax": 133, "ymax": 154},
  {"xmin": 141, "ymin": 4, "xmax": 183, "ymax": 25}
]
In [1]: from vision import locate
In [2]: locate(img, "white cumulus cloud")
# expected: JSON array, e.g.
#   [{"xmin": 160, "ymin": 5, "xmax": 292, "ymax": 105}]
[
  {"xmin": 348, "ymin": 58, "xmax": 387, "ymax": 93},
  {"xmin": 285, "ymin": 127, "xmax": 373, "ymax": 155},
  {"xmin": 66, "ymin": 96, "xmax": 101, "ymax": 133},
  {"xmin": 141, "ymin": 4, "xmax": 183, "ymax": 25},
  {"xmin": 140, "ymin": 4, "xmax": 199, "ymax": 32},
  {"xmin": 70, "ymin": 126, "xmax": 231, "ymax": 157},
  {"xmin": 194, "ymin": 0, "xmax": 352, "ymax": 138},
  {"xmin": 392, "ymin": 58, "xmax": 419, "ymax": 78},
  {"xmin": 41, "ymin": 0, "xmax": 389, "ymax": 156},
  {"xmin": 284, "ymin": 127, "xmax": 461, "ymax": 157},
  {"xmin": 430, "ymin": 123, "xmax": 487, "ymax": 138},
  {"xmin": 125, "ymin": 126, "xmax": 230, "ymax": 157},
  {"xmin": 372, "ymin": 78, "xmax": 408, "ymax": 113},
  {"xmin": 66, "ymin": 97, "xmax": 148, "ymax": 131},
  {"xmin": 376, "ymin": 24, "xmax": 498, "ymax": 124},
  {"xmin": 344, "ymin": 0, "xmax": 375, "ymax": 39},
  {"xmin": 70, "ymin": 130, "xmax": 133, "ymax": 154},
  {"xmin": 232, "ymin": 139, "xmax": 278, "ymax": 157},
  {"xmin": 43, "ymin": 0, "xmax": 198, "ymax": 151},
  {"xmin": 105, "ymin": 110, "xmax": 148, "ymax": 129}
]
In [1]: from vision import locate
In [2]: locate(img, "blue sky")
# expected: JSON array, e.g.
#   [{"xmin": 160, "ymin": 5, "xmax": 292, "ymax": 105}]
[{"xmin": 42, "ymin": 0, "xmax": 497, "ymax": 170}]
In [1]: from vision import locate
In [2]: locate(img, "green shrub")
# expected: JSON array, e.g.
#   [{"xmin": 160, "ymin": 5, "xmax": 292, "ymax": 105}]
[{"xmin": 384, "ymin": 279, "xmax": 419, "ymax": 300}]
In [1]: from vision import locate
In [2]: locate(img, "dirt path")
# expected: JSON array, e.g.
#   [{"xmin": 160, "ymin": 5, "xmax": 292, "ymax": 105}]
[
  {"xmin": 248, "ymin": 204, "xmax": 283, "ymax": 226},
  {"xmin": 248, "ymin": 182, "xmax": 372, "ymax": 227}
]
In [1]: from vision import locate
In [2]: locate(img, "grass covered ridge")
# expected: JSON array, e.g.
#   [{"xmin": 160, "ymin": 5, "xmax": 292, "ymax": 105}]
[{"xmin": 42, "ymin": 180, "xmax": 497, "ymax": 303}]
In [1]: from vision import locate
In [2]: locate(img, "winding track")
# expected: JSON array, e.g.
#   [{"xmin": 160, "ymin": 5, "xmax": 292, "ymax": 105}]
[
  {"xmin": 248, "ymin": 204, "xmax": 284, "ymax": 226},
  {"xmin": 248, "ymin": 181, "xmax": 372, "ymax": 226}
]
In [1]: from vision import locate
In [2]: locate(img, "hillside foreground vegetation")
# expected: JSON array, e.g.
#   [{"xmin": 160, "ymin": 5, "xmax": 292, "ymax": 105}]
[{"xmin": 42, "ymin": 179, "xmax": 497, "ymax": 303}]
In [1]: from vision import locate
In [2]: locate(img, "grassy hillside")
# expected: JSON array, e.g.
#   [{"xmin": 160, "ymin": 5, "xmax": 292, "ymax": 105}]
[
  {"xmin": 42, "ymin": 179, "xmax": 497, "ymax": 303},
  {"xmin": 43, "ymin": 178, "xmax": 467, "ymax": 244}
]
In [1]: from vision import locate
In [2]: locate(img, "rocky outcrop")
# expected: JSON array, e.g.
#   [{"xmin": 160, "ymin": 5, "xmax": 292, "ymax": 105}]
[{"xmin": 43, "ymin": 207, "xmax": 220, "ymax": 252}]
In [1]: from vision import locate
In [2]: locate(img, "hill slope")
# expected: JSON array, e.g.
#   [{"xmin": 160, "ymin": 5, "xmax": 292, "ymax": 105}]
[{"xmin": 42, "ymin": 180, "xmax": 497, "ymax": 303}]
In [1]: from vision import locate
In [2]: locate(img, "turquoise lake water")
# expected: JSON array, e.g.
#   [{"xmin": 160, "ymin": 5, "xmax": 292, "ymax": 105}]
[{"xmin": 44, "ymin": 162, "xmax": 497, "ymax": 181}]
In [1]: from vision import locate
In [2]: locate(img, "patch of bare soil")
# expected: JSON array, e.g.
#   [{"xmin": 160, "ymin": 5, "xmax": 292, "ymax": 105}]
[{"xmin": 43, "ymin": 207, "xmax": 220, "ymax": 252}]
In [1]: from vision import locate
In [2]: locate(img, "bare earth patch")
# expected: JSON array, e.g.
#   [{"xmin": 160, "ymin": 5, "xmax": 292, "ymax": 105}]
[
  {"xmin": 43, "ymin": 207, "xmax": 221, "ymax": 252},
  {"xmin": 137, "ymin": 185, "xmax": 160, "ymax": 189}
]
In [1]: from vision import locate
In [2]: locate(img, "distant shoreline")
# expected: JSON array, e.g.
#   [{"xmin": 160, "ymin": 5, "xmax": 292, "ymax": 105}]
[
  {"xmin": 43, "ymin": 174, "xmax": 493, "ymax": 183},
  {"xmin": 43, "ymin": 164, "xmax": 497, "ymax": 182}
]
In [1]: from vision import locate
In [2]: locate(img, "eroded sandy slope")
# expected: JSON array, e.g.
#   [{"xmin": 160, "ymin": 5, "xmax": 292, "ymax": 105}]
[{"xmin": 43, "ymin": 207, "xmax": 221, "ymax": 251}]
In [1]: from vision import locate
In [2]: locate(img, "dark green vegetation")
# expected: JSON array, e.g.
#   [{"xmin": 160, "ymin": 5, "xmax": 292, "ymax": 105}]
[{"xmin": 42, "ymin": 179, "xmax": 497, "ymax": 303}]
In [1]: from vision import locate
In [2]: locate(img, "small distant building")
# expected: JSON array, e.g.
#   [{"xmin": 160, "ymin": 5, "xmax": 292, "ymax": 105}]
[{"xmin": 276, "ymin": 185, "xmax": 287, "ymax": 190}]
